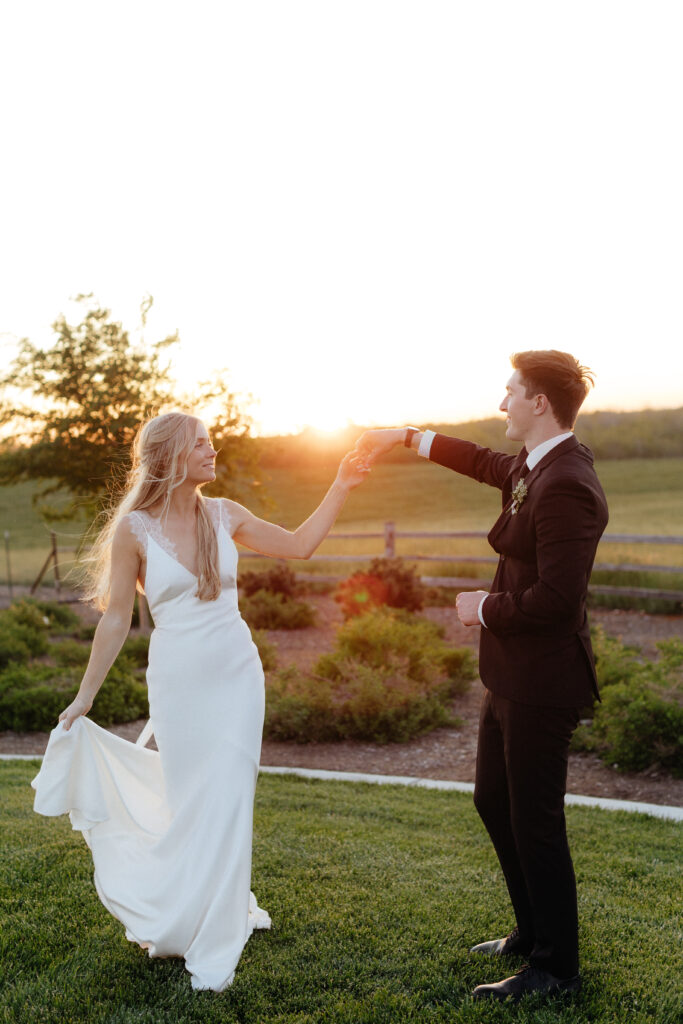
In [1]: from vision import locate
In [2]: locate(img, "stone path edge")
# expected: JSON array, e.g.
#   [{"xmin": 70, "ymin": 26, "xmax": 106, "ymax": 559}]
[
  {"xmin": 258, "ymin": 765, "xmax": 683, "ymax": 821},
  {"xmin": 6, "ymin": 755, "xmax": 678, "ymax": 822}
]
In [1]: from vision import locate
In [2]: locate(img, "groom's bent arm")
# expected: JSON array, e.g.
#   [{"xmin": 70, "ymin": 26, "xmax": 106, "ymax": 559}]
[{"xmin": 483, "ymin": 477, "xmax": 607, "ymax": 636}]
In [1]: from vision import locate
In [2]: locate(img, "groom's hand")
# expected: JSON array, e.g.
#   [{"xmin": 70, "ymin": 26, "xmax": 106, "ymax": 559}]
[
  {"xmin": 456, "ymin": 590, "xmax": 488, "ymax": 627},
  {"xmin": 354, "ymin": 428, "xmax": 407, "ymax": 462}
]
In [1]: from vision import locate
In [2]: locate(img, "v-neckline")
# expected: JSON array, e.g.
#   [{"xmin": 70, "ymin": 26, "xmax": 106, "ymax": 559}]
[{"xmin": 148, "ymin": 533, "xmax": 199, "ymax": 580}]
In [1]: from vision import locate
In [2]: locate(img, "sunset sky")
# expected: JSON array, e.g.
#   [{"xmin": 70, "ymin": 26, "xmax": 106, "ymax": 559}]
[{"xmin": 1, "ymin": 1, "xmax": 681, "ymax": 435}]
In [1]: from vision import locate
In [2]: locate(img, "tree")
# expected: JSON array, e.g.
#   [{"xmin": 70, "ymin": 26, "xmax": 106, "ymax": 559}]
[{"xmin": 0, "ymin": 295, "xmax": 261, "ymax": 520}]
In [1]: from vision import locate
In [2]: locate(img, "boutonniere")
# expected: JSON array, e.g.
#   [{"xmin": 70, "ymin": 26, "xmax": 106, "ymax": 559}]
[{"xmin": 509, "ymin": 478, "xmax": 528, "ymax": 515}]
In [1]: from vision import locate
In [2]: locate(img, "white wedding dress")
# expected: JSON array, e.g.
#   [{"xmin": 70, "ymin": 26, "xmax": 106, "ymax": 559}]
[{"xmin": 31, "ymin": 498, "xmax": 270, "ymax": 992}]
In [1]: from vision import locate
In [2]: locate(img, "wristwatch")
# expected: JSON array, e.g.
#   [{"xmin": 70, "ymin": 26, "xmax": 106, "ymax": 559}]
[{"xmin": 404, "ymin": 427, "xmax": 420, "ymax": 448}]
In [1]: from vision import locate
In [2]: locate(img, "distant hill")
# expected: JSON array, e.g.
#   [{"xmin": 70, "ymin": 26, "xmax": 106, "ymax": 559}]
[{"xmin": 255, "ymin": 407, "xmax": 683, "ymax": 468}]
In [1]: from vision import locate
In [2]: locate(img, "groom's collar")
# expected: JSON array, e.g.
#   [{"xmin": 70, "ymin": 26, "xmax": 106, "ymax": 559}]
[{"xmin": 524, "ymin": 431, "xmax": 575, "ymax": 471}]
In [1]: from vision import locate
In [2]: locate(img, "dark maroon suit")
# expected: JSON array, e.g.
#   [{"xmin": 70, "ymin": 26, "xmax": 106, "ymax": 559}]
[{"xmin": 429, "ymin": 433, "xmax": 608, "ymax": 978}]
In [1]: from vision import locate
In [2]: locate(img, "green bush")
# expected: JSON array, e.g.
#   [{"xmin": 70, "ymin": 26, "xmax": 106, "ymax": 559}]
[
  {"xmin": 118, "ymin": 634, "xmax": 150, "ymax": 669},
  {"xmin": 49, "ymin": 639, "xmax": 91, "ymax": 667},
  {"xmin": 316, "ymin": 609, "xmax": 473, "ymax": 694},
  {"xmin": 240, "ymin": 589, "xmax": 316, "ymax": 630},
  {"xmin": 265, "ymin": 662, "xmax": 458, "ymax": 743},
  {"xmin": 591, "ymin": 625, "xmax": 643, "ymax": 690},
  {"xmin": 0, "ymin": 660, "xmax": 148, "ymax": 732},
  {"xmin": 573, "ymin": 634, "xmax": 683, "ymax": 776},
  {"xmin": 588, "ymin": 678, "xmax": 683, "ymax": 776},
  {"xmin": 335, "ymin": 558, "xmax": 426, "ymax": 618},
  {"xmin": 0, "ymin": 622, "xmax": 34, "ymax": 671},
  {"xmin": 0, "ymin": 603, "xmax": 49, "ymax": 666},
  {"xmin": 239, "ymin": 563, "xmax": 301, "ymax": 599},
  {"xmin": 2, "ymin": 600, "xmax": 51, "ymax": 635},
  {"xmin": 23, "ymin": 599, "xmax": 81, "ymax": 634},
  {"xmin": 250, "ymin": 629, "xmax": 278, "ymax": 672},
  {"xmin": 264, "ymin": 608, "xmax": 476, "ymax": 743}
]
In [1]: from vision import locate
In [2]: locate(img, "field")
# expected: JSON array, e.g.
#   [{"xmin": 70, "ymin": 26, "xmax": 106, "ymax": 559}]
[
  {"xmin": 1, "ymin": 458, "xmax": 682, "ymax": 589},
  {"xmin": 2, "ymin": 762, "xmax": 681, "ymax": 1024}
]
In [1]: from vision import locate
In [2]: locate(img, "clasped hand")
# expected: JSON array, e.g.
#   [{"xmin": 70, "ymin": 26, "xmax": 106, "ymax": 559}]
[{"xmin": 352, "ymin": 429, "xmax": 488, "ymax": 628}]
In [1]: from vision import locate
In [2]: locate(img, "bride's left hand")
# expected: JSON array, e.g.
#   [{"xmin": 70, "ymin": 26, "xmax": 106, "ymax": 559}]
[{"xmin": 336, "ymin": 451, "xmax": 372, "ymax": 490}]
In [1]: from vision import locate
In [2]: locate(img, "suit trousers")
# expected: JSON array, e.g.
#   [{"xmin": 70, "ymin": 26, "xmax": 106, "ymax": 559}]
[{"xmin": 473, "ymin": 688, "xmax": 581, "ymax": 978}]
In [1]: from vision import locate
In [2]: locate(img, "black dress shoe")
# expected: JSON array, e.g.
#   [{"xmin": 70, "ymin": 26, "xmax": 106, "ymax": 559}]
[
  {"xmin": 472, "ymin": 965, "xmax": 581, "ymax": 1002},
  {"xmin": 469, "ymin": 926, "xmax": 531, "ymax": 957}
]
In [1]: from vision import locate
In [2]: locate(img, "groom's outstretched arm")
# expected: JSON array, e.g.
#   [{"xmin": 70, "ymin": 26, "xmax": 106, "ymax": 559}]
[{"xmin": 355, "ymin": 428, "xmax": 516, "ymax": 490}]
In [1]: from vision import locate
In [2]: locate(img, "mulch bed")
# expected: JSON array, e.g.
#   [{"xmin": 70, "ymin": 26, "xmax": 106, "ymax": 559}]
[{"xmin": 2, "ymin": 596, "xmax": 682, "ymax": 809}]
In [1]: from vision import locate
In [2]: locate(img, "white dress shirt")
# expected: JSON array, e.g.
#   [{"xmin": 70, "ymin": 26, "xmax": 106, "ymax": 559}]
[{"xmin": 417, "ymin": 429, "xmax": 574, "ymax": 627}]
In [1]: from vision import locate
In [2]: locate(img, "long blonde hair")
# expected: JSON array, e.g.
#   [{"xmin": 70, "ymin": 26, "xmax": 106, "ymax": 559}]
[{"xmin": 82, "ymin": 412, "xmax": 221, "ymax": 610}]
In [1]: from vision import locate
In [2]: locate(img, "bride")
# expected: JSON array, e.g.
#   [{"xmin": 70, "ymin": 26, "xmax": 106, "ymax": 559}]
[{"xmin": 32, "ymin": 411, "xmax": 369, "ymax": 992}]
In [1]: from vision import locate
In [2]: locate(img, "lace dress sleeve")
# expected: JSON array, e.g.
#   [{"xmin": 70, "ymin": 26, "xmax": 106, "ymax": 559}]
[
  {"xmin": 125, "ymin": 511, "xmax": 148, "ymax": 556},
  {"xmin": 206, "ymin": 498, "xmax": 234, "ymax": 537},
  {"xmin": 219, "ymin": 499, "xmax": 234, "ymax": 537}
]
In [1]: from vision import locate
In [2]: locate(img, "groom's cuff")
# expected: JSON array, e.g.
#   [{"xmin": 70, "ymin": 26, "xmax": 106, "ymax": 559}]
[
  {"xmin": 418, "ymin": 430, "xmax": 436, "ymax": 458},
  {"xmin": 478, "ymin": 595, "xmax": 488, "ymax": 628}
]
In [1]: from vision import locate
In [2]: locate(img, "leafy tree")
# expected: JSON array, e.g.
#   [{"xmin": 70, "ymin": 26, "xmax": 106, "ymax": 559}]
[{"xmin": 0, "ymin": 295, "xmax": 261, "ymax": 520}]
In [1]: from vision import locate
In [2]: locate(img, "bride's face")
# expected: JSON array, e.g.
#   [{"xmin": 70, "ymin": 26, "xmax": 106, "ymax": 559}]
[{"xmin": 186, "ymin": 423, "xmax": 217, "ymax": 485}]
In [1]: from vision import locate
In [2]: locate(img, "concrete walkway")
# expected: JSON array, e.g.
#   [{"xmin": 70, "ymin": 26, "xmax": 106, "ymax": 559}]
[
  {"xmin": 259, "ymin": 765, "xmax": 683, "ymax": 821},
  {"xmin": 5, "ymin": 753, "xmax": 681, "ymax": 821}
]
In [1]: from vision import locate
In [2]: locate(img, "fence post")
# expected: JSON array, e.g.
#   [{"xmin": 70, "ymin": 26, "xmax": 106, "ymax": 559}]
[
  {"xmin": 4, "ymin": 531, "xmax": 12, "ymax": 603},
  {"xmin": 384, "ymin": 521, "xmax": 395, "ymax": 558},
  {"xmin": 51, "ymin": 532, "xmax": 61, "ymax": 600}
]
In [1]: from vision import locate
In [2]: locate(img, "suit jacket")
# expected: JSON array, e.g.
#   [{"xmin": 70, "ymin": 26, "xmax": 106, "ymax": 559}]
[{"xmin": 429, "ymin": 433, "xmax": 609, "ymax": 708}]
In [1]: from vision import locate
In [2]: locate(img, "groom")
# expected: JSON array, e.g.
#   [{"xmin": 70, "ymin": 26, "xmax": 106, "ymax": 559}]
[{"xmin": 355, "ymin": 350, "xmax": 608, "ymax": 1002}]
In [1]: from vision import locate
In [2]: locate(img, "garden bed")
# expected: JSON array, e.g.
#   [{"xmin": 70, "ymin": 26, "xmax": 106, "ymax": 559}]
[{"xmin": 2, "ymin": 596, "xmax": 682, "ymax": 808}]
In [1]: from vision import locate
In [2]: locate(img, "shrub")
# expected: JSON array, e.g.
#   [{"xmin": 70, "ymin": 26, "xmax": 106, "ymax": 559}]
[
  {"xmin": 265, "ymin": 662, "xmax": 457, "ymax": 743},
  {"xmin": 239, "ymin": 563, "xmax": 300, "ymax": 599},
  {"xmin": 298, "ymin": 578, "xmax": 336, "ymax": 596},
  {"xmin": 24, "ymin": 599, "xmax": 81, "ymax": 634},
  {"xmin": 264, "ymin": 608, "xmax": 476, "ymax": 743},
  {"xmin": 250, "ymin": 629, "xmax": 278, "ymax": 672},
  {"xmin": 335, "ymin": 558, "xmax": 425, "ymax": 618},
  {"xmin": 316, "ymin": 608, "xmax": 474, "ymax": 695},
  {"xmin": 49, "ymin": 639, "xmax": 91, "ymax": 667},
  {"xmin": 591, "ymin": 625, "xmax": 643, "ymax": 690},
  {"xmin": 0, "ymin": 603, "xmax": 49, "ymax": 665},
  {"xmin": 572, "ymin": 633, "xmax": 683, "ymax": 776},
  {"xmin": 118, "ymin": 634, "xmax": 150, "ymax": 669},
  {"xmin": 334, "ymin": 573, "xmax": 390, "ymax": 619},
  {"xmin": 588, "ymin": 679, "xmax": 683, "ymax": 776},
  {"xmin": 0, "ymin": 660, "xmax": 148, "ymax": 732},
  {"xmin": 423, "ymin": 586, "xmax": 459, "ymax": 608},
  {"xmin": 0, "ymin": 622, "xmax": 33, "ymax": 671},
  {"xmin": 2, "ymin": 600, "xmax": 51, "ymax": 635},
  {"xmin": 240, "ymin": 589, "xmax": 316, "ymax": 630}
]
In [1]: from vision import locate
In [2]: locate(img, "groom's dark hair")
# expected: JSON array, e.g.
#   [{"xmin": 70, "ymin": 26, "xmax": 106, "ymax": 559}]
[{"xmin": 511, "ymin": 350, "xmax": 594, "ymax": 429}]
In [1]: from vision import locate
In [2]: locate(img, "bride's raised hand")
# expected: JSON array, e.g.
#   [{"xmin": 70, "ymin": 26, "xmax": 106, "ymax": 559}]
[
  {"xmin": 59, "ymin": 693, "xmax": 93, "ymax": 732},
  {"xmin": 336, "ymin": 451, "xmax": 372, "ymax": 490}
]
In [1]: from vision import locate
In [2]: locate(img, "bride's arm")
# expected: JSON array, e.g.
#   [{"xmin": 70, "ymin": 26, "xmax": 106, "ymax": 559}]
[
  {"xmin": 59, "ymin": 520, "xmax": 141, "ymax": 731},
  {"xmin": 227, "ymin": 451, "xmax": 369, "ymax": 559}
]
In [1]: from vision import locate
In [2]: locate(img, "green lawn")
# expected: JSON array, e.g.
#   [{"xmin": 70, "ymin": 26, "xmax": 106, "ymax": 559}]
[{"xmin": 1, "ymin": 763, "xmax": 681, "ymax": 1023}]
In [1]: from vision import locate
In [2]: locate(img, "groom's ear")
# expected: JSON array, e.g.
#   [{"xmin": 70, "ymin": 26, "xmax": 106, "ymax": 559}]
[{"xmin": 533, "ymin": 393, "xmax": 550, "ymax": 415}]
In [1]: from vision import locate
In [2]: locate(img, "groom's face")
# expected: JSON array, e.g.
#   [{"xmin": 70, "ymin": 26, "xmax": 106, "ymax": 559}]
[{"xmin": 500, "ymin": 371, "xmax": 536, "ymax": 441}]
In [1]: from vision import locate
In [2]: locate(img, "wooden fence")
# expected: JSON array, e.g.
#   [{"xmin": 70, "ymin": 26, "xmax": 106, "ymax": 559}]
[
  {"xmin": 7, "ymin": 524, "xmax": 683, "ymax": 606},
  {"xmin": 242, "ymin": 522, "xmax": 683, "ymax": 602}
]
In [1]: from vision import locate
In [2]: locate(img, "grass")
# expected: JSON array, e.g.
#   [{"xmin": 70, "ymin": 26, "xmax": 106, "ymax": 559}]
[
  {"xmin": 2, "ymin": 459, "xmax": 683, "ymax": 591},
  {"xmin": 1, "ymin": 762, "xmax": 681, "ymax": 1023}
]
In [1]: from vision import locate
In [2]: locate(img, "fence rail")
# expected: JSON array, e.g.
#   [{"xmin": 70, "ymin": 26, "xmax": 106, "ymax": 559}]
[
  {"xmin": 4, "ymin": 525, "xmax": 682, "ymax": 606},
  {"xmin": 241, "ymin": 523, "xmax": 683, "ymax": 602}
]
